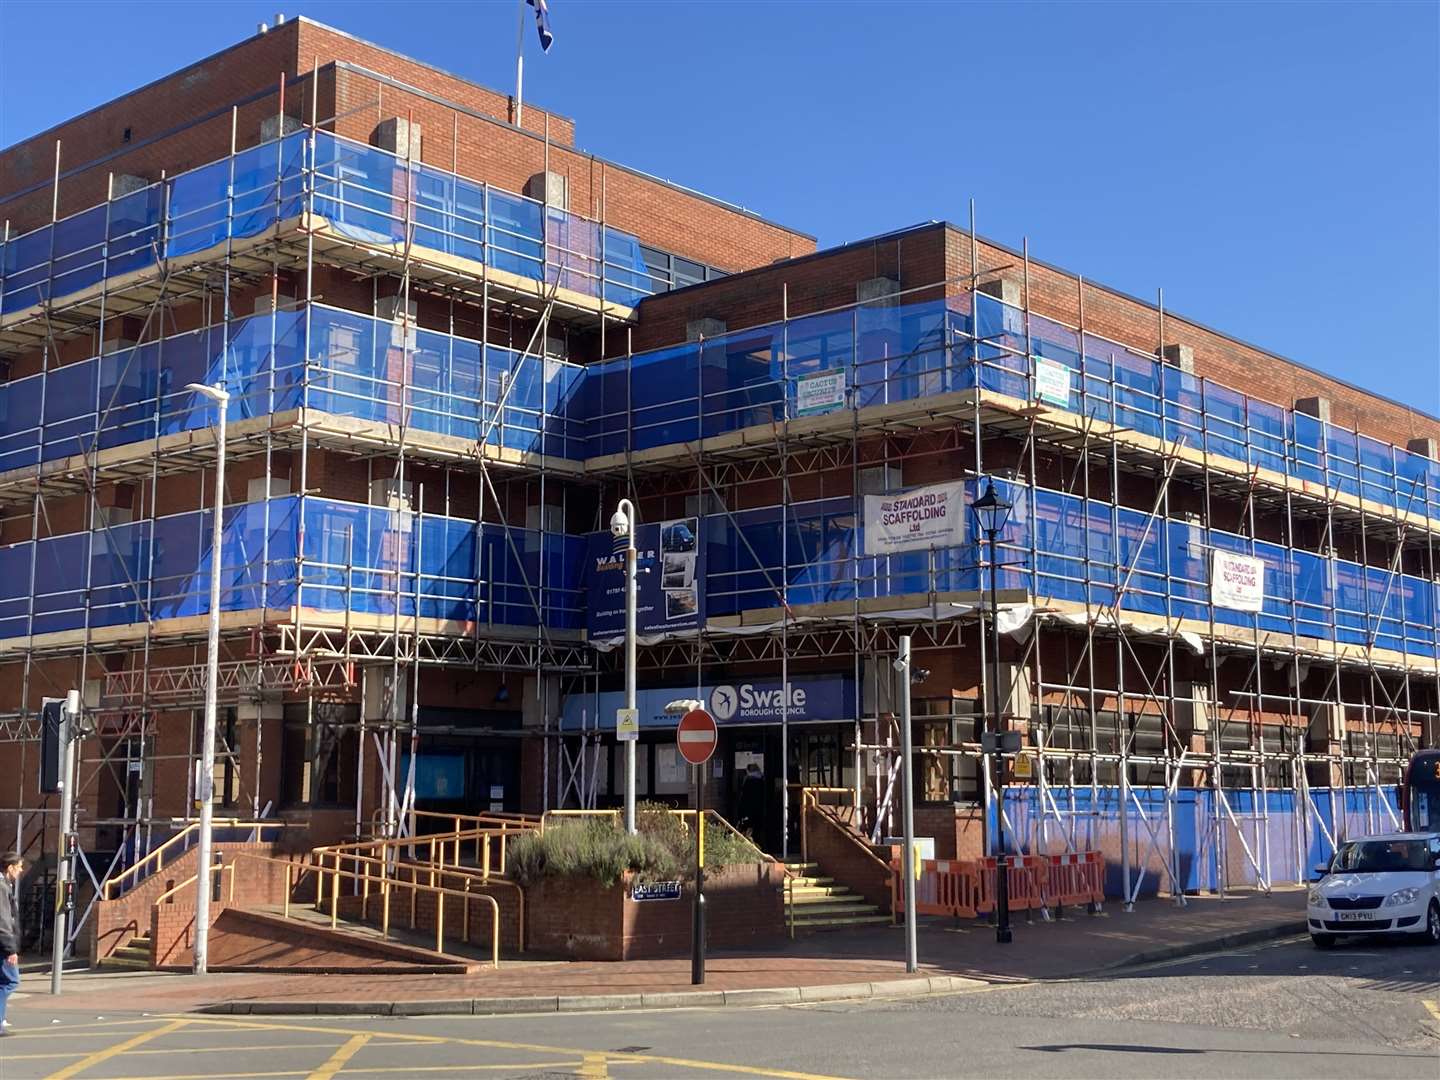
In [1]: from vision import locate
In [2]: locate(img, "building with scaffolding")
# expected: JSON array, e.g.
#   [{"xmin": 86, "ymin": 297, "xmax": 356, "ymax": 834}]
[{"xmin": 1, "ymin": 16, "xmax": 1437, "ymax": 941}]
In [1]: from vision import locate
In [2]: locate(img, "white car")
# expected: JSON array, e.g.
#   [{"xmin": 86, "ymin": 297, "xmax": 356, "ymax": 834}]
[{"xmin": 1308, "ymin": 832, "xmax": 1440, "ymax": 948}]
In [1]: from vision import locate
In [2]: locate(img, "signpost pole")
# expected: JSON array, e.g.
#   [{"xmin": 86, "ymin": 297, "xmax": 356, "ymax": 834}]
[
  {"xmin": 897, "ymin": 636, "xmax": 918, "ymax": 974},
  {"xmin": 612, "ymin": 498, "xmax": 639, "ymax": 836},
  {"xmin": 50, "ymin": 690, "xmax": 79, "ymax": 995},
  {"xmin": 692, "ymin": 765, "xmax": 705, "ymax": 985},
  {"xmin": 673, "ymin": 705, "xmax": 715, "ymax": 986}
]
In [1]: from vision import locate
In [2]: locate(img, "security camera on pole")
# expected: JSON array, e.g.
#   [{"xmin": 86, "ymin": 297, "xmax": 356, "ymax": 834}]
[
  {"xmin": 42, "ymin": 689, "xmax": 81, "ymax": 995},
  {"xmin": 892, "ymin": 637, "xmax": 929, "ymax": 975},
  {"xmin": 185, "ymin": 381, "xmax": 229, "ymax": 974},
  {"xmin": 610, "ymin": 499, "xmax": 639, "ymax": 835}
]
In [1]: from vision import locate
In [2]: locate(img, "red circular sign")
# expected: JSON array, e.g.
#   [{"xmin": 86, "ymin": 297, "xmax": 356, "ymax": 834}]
[{"xmin": 676, "ymin": 708, "xmax": 718, "ymax": 766}]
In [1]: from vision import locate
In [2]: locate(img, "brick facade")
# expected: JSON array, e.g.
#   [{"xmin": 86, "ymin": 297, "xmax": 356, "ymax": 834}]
[
  {"xmin": 525, "ymin": 864, "xmax": 783, "ymax": 960},
  {"xmin": 802, "ymin": 804, "xmax": 894, "ymax": 913},
  {"xmin": 0, "ymin": 18, "xmax": 813, "ymax": 274}
]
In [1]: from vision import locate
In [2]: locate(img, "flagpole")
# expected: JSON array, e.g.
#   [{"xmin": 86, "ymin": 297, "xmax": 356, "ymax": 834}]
[{"xmin": 514, "ymin": 0, "xmax": 527, "ymax": 127}]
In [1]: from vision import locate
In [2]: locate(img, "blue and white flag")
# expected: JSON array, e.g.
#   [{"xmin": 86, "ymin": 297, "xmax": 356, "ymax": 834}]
[{"xmin": 527, "ymin": 0, "xmax": 554, "ymax": 52}]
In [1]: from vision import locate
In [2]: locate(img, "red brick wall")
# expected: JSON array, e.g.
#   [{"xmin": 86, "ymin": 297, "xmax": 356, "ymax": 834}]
[
  {"xmin": 0, "ymin": 19, "xmax": 812, "ymax": 275},
  {"xmin": 802, "ymin": 804, "xmax": 894, "ymax": 912},
  {"xmin": 625, "ymin": 228, "xmax": 945, "ymax": 353},
  {"xmin": 332, "ymin": 865, "xmax": 523, "ymax": 954},
  {"xmin": 624, "ymin": 221, "xmax": 1433, "ymax": 451},
  {"xmin": 947, "ymin": 228, "xmax": 1438, "ymax": 448},
  {"xmin": 89, "ymin": 840, "xmax": 293, "ymax": 962},
  {"xmin": 525, "ymin": 864, "xmax": 782, "ymax": 960}
]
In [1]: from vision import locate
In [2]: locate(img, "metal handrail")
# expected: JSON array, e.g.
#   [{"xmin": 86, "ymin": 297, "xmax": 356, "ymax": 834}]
[
  {"xmin": 152, "ymin": 860, "xmax": 234, "ymax": 907},
  {"xmin": 101, "ymin": 819, "xmax": 286, "ymax": 900},
  {"xmin": 799, "ymin": 788, "xmax": 895, "ymax": 879},
  {"xmin": 288, "ymin": 849, "xmax": 501, "ymax": 968}
]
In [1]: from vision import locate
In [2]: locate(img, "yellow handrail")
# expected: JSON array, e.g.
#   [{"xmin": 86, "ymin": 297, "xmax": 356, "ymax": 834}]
[
  {"xmin": 238, "ymin": 850, "xmax": 502, "ymax": 968},
  {"xmin": 367, "ymin": 806, "xmax": 541, "ymax": 839},
  {"xmin": 319, "ymin": 819, "xmax": 537, "ymax": 882},
  {"xmin": 102, "ymin": 819, "xmax": 289, "ymax": 900},
  {"xmin": 152, "ymin": 860, "xmax": 235, "ymax": 907},
  {"xmin": 800, "ymin": 788, "xmax": 893, "ymax": 879}
]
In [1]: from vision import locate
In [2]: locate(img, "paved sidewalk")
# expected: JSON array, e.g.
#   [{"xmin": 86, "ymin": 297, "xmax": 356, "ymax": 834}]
[{"xmin": 21, "ymin": 888, "xmax": 1305, "ymax": 1016}]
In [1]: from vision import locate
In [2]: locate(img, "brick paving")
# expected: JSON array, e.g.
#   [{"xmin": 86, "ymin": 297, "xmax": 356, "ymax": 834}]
[{"xmin": 25, "ymin": 888, "xmax": 1303, "ymax": 1015}]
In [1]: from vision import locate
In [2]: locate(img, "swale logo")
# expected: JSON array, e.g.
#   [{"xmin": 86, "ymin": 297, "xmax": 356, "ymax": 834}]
[{"xmin": 710, "ymin": 685, "xmax": 738, "ymax": 721}]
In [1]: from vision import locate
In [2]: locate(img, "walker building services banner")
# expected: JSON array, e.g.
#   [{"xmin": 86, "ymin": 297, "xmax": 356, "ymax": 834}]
[
  {"xmin": 585, "ymin": 517, "xmax": 704, "ymax": 644},
  {"xmin": 863, "ymin": 480, "xmax": 967, "ymax": 556}
]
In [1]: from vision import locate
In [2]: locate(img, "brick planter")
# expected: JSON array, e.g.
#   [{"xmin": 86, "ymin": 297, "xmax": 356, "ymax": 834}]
[{"xmin": 525, "ymin": 862, "xmax": 783, "ymax": 961}]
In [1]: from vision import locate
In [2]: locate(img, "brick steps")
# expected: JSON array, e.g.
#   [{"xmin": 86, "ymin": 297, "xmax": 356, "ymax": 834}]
[
  {"xmin": 98, "ymin": 933, "xmax": 151, "ymax": 970},
  {"xmin": 783, "ymin": 860, "xmax": 888, "ymax": 932}
]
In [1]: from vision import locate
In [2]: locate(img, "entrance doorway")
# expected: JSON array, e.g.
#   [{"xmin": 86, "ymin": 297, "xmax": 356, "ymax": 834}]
[{"xmin": 722, "ymin": 724, "xmax": 849, "ymax": 855}]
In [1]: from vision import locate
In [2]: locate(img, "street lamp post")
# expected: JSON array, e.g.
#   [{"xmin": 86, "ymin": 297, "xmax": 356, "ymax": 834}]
[
  {"xmin": 610, "ymin": 499, "xmax": 639, "ymax": 835},
  {"xmin": 185, "ymin": 382, "xmax": 229, "ymax": 975},
  {"xmin": 49, "ymin": 688, "xmax": 80, "ymax": 995},
  {"xmin": 892, "ymin": 636, "xmax": 927, "ymax": 974},
  {"xmin": 972, "ymin": 479, "xmax": 1014, "ymax": 945}
]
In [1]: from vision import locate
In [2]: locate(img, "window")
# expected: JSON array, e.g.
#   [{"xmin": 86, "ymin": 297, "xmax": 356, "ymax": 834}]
[
  {"xmin": 635, "ymin": 244, "xmax": 723, "ymax": 295},
  {"xmin": 192, "ymin": 708, "xmax": 239, "ymax": 808},
  {"xmin": 673, "ymin": 257, "xmax": 706, "ymax": 289},
  {"xmin": 280, "ymin": 702, "xmax": 358, "ymax": 807}
]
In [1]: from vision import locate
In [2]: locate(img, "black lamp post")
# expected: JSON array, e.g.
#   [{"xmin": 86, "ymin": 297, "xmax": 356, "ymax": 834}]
[{"xmin": 972, "ymin": 479, "xmax": 1014, "ymax": 945}]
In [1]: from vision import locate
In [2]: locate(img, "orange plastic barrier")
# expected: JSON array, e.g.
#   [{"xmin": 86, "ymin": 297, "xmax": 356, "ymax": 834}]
[
  {"xmin": 893, "ymin": 858, "xmax": 982, "ymax": 918},
  {"xmin": 976, "ymin": 855, "xmax": 1045, "ymax": 915},
  {"xmin": 892, "ymin": 851, "xmax": 1105, "ymax": 920},
  {"xmin": 1043, "ymin": 851, "xmax": 1105, "ymax": 914}
]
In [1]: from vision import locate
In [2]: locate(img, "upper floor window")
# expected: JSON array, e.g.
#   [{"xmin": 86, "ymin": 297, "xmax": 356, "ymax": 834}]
[{"xmin": 639, "ymin": 244, "xmax": 726, "ymax": 295}]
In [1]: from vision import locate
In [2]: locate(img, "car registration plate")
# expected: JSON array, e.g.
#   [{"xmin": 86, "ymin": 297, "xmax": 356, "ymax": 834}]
[{"xmin": 1335, "ymin": 911, "xmax": 1374, "ymax": 922}]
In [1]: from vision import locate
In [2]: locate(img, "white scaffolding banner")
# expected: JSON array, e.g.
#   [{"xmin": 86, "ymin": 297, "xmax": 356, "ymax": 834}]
[
  {"xmin": 1211, "ymin": 550, "xmax": 1265, "ymax": 612},
  {"xmin": 864, "ymin": 481, "xmax": 966, "ymax": 556}
]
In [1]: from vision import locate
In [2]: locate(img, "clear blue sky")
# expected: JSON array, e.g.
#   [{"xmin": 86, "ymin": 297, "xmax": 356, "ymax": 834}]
[{"xmin": 1, "ymin": 0, "xmax": 1436, "ymax": 413}]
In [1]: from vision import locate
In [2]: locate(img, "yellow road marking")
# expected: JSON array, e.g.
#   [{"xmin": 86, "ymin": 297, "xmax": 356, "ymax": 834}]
[
  {"xmin": 65, "ymin": 1070, "xmax": 589, "ymax": 1080},
  {"xmin": 42, "ymin": 1018, "xmax": 189, "ymax": 1080},
  {"xmin": 171, "ymin": 1015, "xmax": 857, "ymax": 1080},
  {"xmin": 306, "ymin": 1033, "xmax": 373, "ymax": 1080},
  {"xmin": 3, "ymin": 1041, "xmax": 370, "ymax": 1062},
  {"xmin": 2, "ymin": 1026, "xmax": 173, "ymax": 1041},
  {"xmin": 578, "ymin": 1053, "xmax": 610, "ymax": 1079}
]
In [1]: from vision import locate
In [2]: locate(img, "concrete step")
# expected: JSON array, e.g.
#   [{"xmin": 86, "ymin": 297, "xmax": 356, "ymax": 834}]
[
  {"xmin": 789, "ymin": 914, "xmax": 893, "ymax": 929},
  {"xmin": 783, "ymin": 861, "xmax": 820, "ymax": 873},
  {"xmin": 789, "ymin": 901, "xmax": 881, "ymax": 917},
  {"xmin": 788, "ymin": 892, "xmax": 868, "ymax": 907},
  {"xmin": 786, "ymin": 876, "xmax": 836, "ymax": 888},
  {"xmin": 786, "ymin": 885, "xmax": 852, "ymax": 897},
  {"xmin": 127, "ymin": 935, "xmax": 151, "ymax": 950},
  {"xmin": 97, "ymin": 954, "xmax": 150, "ymax": 970}
]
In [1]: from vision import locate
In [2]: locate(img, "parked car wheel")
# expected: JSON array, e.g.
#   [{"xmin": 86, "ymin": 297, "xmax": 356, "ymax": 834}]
[{"xmin": 1424, "ymin": 902, "xmax": 1440, "ymax": 946}]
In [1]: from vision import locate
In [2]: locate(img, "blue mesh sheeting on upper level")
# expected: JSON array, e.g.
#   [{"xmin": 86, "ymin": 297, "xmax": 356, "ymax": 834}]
[
  {"xmin": 4, "ymin": 294, "xmax": 1438, "ymax": 523},
  {"xmin": 0, "ymin": 130, "xmax": 654, "ymax": 317},
  {"xmin": 0, "ymin": 309, "xmax": 306, "ymax": 473},
  {"xmin": 0, "ymin": 495, "xmax": 584, "ymax": 641},
  {"xmin": 0, "ymin": 477, "xmax": 1433, "ymax": 656}
]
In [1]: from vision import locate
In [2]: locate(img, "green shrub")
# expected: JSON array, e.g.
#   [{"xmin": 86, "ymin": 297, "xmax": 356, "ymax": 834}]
[{"xmin": 508, "ymin": 806, "xmax": 765, "ymax": 888}]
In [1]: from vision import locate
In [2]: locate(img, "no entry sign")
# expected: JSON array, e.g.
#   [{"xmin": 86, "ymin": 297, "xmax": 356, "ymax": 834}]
[{"xmin": 676, "ymin": 708, "xmax": 718, "ymax": 766}]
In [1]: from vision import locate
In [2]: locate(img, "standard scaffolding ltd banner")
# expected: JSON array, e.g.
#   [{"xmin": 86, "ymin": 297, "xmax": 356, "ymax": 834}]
[
  {"xmin": 1211, "ymin": 550, "xmax": 1265, "ymax": 612},
  {"xmin": 863, "ymin": 481, "xmax": 966, "ymax": 556}
]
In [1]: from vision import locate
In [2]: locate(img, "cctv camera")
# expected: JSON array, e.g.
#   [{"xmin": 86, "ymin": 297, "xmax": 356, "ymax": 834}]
[
  {"xmin": 609, "ymin": 510, "xmax": 629, "ymax": 538},
  {"xmin": 892, "ymin": 657, "xmax": 907, "ymax": 672}
]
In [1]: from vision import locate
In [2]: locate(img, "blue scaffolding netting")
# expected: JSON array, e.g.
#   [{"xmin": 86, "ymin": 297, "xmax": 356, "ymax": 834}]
[
  {"xmin": 1, "ymin": 131, "xmax": 1436, "ymax": 657},
  {"xmin": 2, "ymin": 473, "xmax": 1436, "ymax": 660}
]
